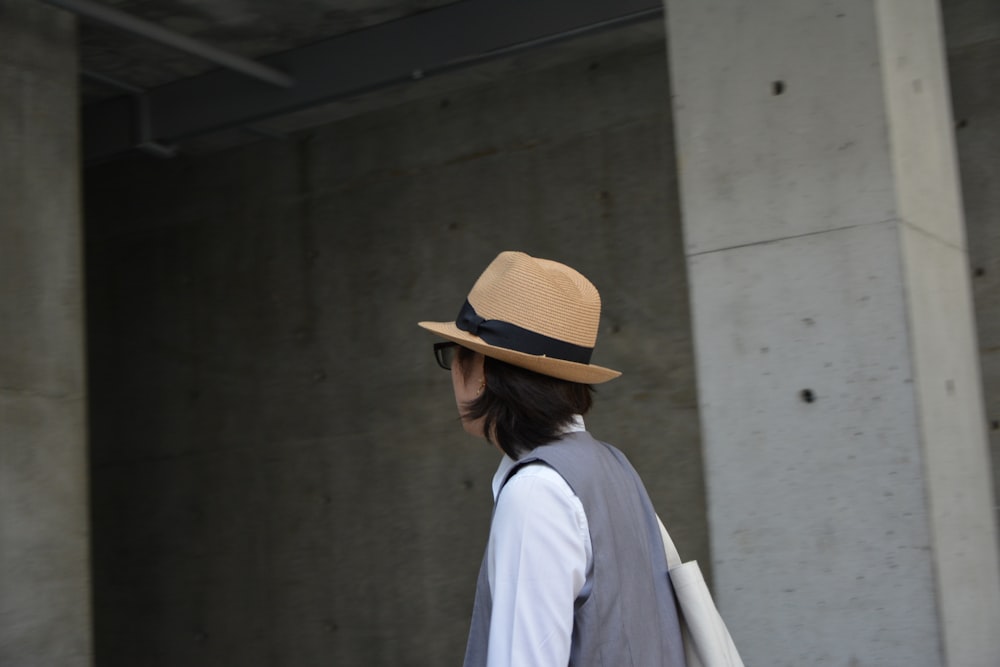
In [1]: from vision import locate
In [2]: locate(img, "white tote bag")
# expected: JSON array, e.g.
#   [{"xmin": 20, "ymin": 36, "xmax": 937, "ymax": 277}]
[{"xmin": 657, "ymin": 516, "xmax": 745, "ymax": 667}]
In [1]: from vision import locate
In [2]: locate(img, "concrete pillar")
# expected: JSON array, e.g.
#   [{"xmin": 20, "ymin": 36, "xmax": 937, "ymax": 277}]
[
  {"xmin": 0, "ymin": 1, "xmax": 92, "ymax": 665},
  {"xmin": 664, "ymin": 0, "xmax": 1000, "ymax": 665}
]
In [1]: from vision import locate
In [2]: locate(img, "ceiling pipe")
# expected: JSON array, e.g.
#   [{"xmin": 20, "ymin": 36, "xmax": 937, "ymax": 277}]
[
  {"xmin": 81, "ymin": 69, "xmax": 179, "ymax": 158},
  {"xmin": 42, "ymin": 0, "xmax": 294, "ymax": 88},
  {"xmin": 133, "ymin": 94, "xmax": 179, "ymax": 158}
]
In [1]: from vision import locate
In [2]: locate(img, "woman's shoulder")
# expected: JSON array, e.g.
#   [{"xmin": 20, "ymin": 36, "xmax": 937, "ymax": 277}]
[{"xmin": 499, "ymin": 461, "xmax": 580, "ymax": 509}]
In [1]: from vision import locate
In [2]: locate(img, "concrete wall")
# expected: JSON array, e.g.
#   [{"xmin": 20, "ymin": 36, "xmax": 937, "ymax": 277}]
[
  {"xmin": 83, "ymin": 38, "xmax": 705, "ymax": 665},
  {"xmin": 0, "ymin": 2, "xmax": 92, "ymax": 666},
  {"xmin": 81, "ymin": 3, "xmax": 1000, "ymax": 664},
  {"xmin": 949, "ymin": 1, "xmax": 1000, "ymax": 532},
  {"xmin": 664, "ymin": 0, "xmax": 1000, "ymax": 662}
]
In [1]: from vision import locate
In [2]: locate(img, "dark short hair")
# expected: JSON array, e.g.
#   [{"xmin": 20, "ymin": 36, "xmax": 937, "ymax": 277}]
[{"xmin": 457, "ymin": 346, "xmax": 594, "ymax": 459}]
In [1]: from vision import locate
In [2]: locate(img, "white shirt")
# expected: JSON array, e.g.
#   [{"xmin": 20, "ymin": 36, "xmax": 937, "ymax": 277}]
[{"xmin": 485, "ymin": 416, "xmax": 593, "ymax": 667}]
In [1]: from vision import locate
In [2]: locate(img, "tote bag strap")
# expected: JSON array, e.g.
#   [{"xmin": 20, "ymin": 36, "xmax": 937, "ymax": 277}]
[{"xmin": 657, "ymin": 514, "xmax": 683, "ymax": 570}]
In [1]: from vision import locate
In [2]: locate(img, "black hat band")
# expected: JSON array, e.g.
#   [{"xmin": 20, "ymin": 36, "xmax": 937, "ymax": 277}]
[{"xmin": 455, "ymin": 300, "xmax": 594, "ymax": 365}]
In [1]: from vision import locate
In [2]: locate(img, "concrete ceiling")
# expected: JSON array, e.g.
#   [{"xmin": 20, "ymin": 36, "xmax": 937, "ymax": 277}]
[
  {"xmin": 74, "ymin": 0, "xmax": 667, "ymax": 162},
  {"xmin": 80, "ymin": 0, "xmax": 460, "ymax": 103},
  {"xmin": 72, "ymin": 0, "xmax": 1000, "ymax": 163}
]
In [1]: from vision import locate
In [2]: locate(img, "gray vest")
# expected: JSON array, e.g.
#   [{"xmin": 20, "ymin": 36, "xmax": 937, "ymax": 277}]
[{"xmin": 463, "ymin": 431, "xmax": 687, "ymax": 667}]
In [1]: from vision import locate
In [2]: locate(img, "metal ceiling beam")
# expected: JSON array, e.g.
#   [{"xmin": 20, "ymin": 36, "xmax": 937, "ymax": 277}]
[
  {"xmin": 82, "ymin": 0, "xmax": 663, "ymax": 163},
  {"xmin": 44, "ymin": 0, "xmax": 294, "ymax": 87}
]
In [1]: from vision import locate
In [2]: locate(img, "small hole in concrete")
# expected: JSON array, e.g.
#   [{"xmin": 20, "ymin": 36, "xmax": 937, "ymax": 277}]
[
  {"xmin": 974, "ymin": 267, "xmax": 986, "ymax": 278},
  {"xmin": 440, "ymin": 98, "xmax": 450, "ymax": 109},
  {"xmin": 991, "ymin": 420, "xmax": 999, "ymax": 431},
  {"xmin": 589, "ymin": 62, "xmax": 600, "ymax": 71},
  {"xmin": 800, "ymin": 389, "xmax": 815, "ymax": 403},
  {"xmin": 772, "ymin": 81, "xmax": 785, "ymax": 95},
  {"xmin": 957, "ymin": 118, "xmax": 968, "ymax": 129}
]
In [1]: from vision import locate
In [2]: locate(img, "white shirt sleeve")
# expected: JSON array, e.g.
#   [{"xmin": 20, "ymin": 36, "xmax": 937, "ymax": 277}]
[{"xmin": 486, "ymin": 463, "xmax": 591, "ymax": 667}]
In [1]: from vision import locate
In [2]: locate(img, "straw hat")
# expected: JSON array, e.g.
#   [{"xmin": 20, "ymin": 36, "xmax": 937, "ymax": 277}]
[{"xmin": 419, "ymin": 251, "xmax": 621, "ymax": 384}]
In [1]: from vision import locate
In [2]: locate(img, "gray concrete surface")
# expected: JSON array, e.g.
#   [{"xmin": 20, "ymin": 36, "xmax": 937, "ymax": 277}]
[
  {"xmin": 951, "ymin": 13, "xmax": 1000, "ymax": 550},
  {"xmin": 0, "ymin": 2, "xmax": 92, "ymax": 666},
  {"xmin": 665, "ymin": 0, "xmax": 1000, "ymax": 665},
  {"xmin": 882, "ymin": 3, "xmax": 1000, "ymax": 661},
  {"xmin": 83, "ymin": 38, "xmax": 704, "ymax": 665}
]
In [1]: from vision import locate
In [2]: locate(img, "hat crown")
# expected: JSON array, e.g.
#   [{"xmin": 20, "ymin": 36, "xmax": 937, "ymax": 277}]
[{"xmin": 467, "ymin": 251, "xmax": 602, "ymax": 348}]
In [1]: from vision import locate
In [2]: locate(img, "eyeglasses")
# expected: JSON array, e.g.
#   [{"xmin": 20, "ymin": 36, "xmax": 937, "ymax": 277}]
[{"xmin": 434, "ymin": 342, "xmax": 458, "ymax": 370}]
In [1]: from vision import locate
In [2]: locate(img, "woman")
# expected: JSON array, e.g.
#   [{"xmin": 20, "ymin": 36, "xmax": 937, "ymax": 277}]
[{"xmin": 419, "ymin": 251, "xmax": 686, "ymax": 667}]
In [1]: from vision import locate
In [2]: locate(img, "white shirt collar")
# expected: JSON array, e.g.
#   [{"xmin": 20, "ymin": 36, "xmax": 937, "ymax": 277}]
[{"xmin": 491, "ymin": 415, "xmax": 586, "ymax": 500}]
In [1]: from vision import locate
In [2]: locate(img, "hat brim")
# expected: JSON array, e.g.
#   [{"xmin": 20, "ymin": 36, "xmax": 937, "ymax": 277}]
[{"xmin": 418, "ymin": 320, "xmax": 621, "ymax": 384}]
